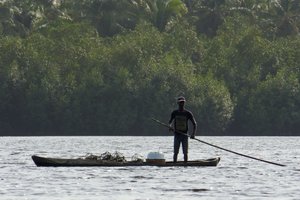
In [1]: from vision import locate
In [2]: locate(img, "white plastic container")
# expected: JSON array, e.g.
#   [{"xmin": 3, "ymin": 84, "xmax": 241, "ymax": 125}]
[{"xmin": 146, "ymin": 152, "xmax": 166, "ymax": 164}]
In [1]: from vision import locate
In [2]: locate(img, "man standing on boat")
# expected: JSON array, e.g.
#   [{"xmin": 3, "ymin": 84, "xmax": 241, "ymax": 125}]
[{"xmin": 169, "ymin": 96, "xmax": 197, "ymax": 163}]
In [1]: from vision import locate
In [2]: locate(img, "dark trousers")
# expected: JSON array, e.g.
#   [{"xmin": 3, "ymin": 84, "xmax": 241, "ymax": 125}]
[{"xmin": 173, "ymin": 133, "xmax": 188, "ymax": 162}]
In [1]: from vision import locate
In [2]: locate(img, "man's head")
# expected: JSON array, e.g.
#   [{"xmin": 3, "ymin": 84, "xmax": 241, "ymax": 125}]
[{"xmin": 177, "ymin": 96, "xmax": 186, "ymax": 108}]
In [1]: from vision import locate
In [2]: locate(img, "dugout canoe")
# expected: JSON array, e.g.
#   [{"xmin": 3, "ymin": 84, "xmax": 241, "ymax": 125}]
[{"xmin": 31, "ymin": 155, "xmax": 220, "ymax": 167}]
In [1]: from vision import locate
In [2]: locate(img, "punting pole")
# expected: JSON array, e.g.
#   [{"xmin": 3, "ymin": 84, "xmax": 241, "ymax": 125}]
[{"xmin": 151, "ymin": 118, "xmax": 286, "ymax": 167}]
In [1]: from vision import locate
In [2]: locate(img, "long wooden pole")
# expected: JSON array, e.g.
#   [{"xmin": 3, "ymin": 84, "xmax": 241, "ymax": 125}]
[{"xmin": 152, "ymin": 118, "xmax": 286, "ymax": 167}]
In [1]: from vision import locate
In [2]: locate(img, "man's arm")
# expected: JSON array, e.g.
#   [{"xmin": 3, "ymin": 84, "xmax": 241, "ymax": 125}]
[
  {"xmin": 191, "ymin": 122, "xmax": 197, "ymax": 138},
  {"xmin": 168, "ymin": 111, "xmax": 175, "ymax": 131},
  {"xmin": 189, "ymin": 113, "xmax": 197, "ymax": 139}
]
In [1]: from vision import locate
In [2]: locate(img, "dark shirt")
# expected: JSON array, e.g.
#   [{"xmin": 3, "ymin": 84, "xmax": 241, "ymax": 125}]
[{"xmin": 169, "ymin": 109, "xmax": 196, "ymax": 134}]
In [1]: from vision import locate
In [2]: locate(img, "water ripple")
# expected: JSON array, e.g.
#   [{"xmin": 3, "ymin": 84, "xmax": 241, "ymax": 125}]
[{"xmin": 0, "ymin": 136, "xmax": 300, "ymax": 200}]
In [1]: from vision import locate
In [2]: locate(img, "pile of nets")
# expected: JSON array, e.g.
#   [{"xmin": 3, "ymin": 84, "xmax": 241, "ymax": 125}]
[{"xmin": 84, "ymin": 151, "xmax": 144, "ymax": 163}]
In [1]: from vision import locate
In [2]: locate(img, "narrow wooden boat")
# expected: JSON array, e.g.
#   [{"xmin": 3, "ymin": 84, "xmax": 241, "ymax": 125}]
[{"xmin": 32, "ymin": 155, "xmax": 220, "ymax": 167}]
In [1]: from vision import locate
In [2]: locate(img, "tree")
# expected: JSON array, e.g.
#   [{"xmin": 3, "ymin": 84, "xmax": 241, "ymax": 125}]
[
  {"xmin": 0, "ymin": 37, "xmax": 24, "ymax": 132},
  {"xmin": 61, "ymin": 0, "xmax": 187, "ymax": 35},
  {"xmin": 140, "ymin": 0, "xmax": 188, "ymax": 31},
  {"xmin": 0, "ymin": 0, "xmax": 68, "ymax": 37},
  {"xmin": 271, "ymin": 0, "xmax": 300, "ymax": 37},
  {"xmin": 245, "ymin": 70, "xmax": 300, "ymax": 135},
  {"xmin": 184, "ymin": 0, "xmax": 226, "ymax": 36},
  {"xmin": 61, "ymin": 0, "xmax": 140, "ymax": 36},
  {"xmin": 234, "ymin": 0, "xmax": 300, "ymax": 38},
  {"xmin": 189, "ymin": 75, "xmax": 233, "ymax": 135}
]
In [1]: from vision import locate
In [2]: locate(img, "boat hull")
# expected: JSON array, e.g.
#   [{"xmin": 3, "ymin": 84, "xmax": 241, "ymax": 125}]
[{"xmin": 32, "ymin": 155, "xmax": 220, "ymax": 167}]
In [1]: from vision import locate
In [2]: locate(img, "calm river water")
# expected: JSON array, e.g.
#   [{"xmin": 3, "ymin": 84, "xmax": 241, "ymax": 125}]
[{"xmin": 0, "ymin": 136, "xmax": 300, "ymax": 200}]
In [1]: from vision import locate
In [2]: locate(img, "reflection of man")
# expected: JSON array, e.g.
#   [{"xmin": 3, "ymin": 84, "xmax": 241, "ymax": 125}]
[{"xmin": 169, "ymin": 96, "xmax": 197, "ymax": 162}]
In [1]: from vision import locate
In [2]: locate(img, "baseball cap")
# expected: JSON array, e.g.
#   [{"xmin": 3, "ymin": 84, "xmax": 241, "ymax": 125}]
[{"xmin": 177, "ymin": 96, "xmax": 186, "ymax": 103}]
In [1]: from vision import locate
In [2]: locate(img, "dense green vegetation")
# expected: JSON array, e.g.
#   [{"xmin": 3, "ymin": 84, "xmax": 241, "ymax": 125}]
[{"xmin": 1, "ymin": 0, "xmax": 300, "ymax": 136}]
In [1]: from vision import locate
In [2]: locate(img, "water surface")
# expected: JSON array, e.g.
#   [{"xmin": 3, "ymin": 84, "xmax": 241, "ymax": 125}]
[{"xmin": 0, "ymin": 136, "xmax": 299, "ymax": 200}]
